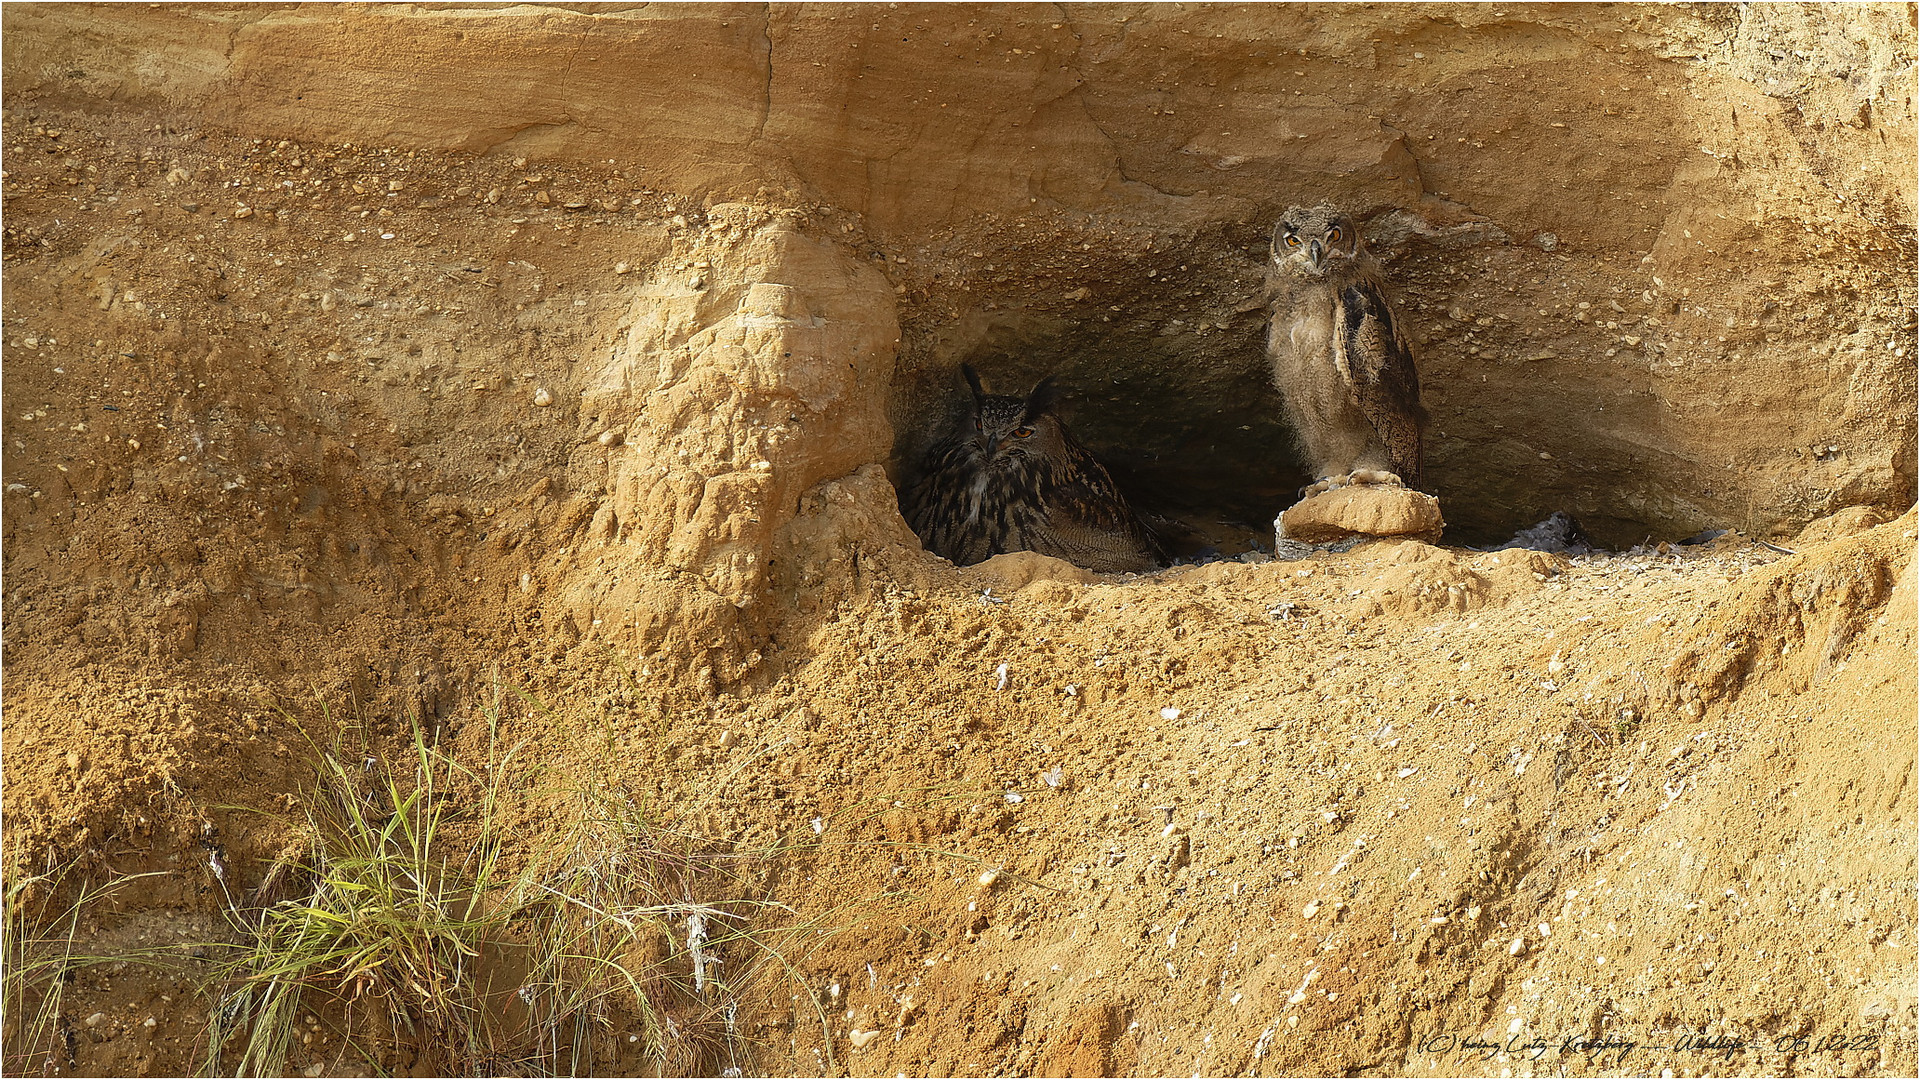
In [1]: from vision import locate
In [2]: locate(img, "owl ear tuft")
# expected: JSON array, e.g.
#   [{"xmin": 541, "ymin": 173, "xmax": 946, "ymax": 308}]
[
  {"xmin": 1023, "ymin": 376, "xmax": 1064, "ymax": 419},
  {"xmin": 961, "ymin": 364, "xmax": 986, "ymax": 406}
]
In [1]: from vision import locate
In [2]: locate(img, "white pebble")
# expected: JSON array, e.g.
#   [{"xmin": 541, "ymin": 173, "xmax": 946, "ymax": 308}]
[
  {"xmin": 533, "ymin": 388, "xmax": 554, "ymax": 407},
  {"xmin": 1160, "ymin": 706, "xmax": 1181, "ymax": 720}
]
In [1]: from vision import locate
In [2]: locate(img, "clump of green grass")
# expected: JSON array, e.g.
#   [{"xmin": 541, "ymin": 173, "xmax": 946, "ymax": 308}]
[
  {"xmin": 203, "ymin": 703, "xmax": 829, "ymax": 1077},
  {"xmin": 202, "ymin": 713, "xmax": 511, "ymax": 1075}
]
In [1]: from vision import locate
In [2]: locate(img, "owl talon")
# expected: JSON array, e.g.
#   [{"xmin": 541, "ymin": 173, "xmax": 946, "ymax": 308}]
[
  {"xmin": 1302, "ymin": 469, "xmax": 1405, "ymax": 499},
  {"xmin": 1348, "ymin": 470, "xmax": 1405, "ymax": 488}
]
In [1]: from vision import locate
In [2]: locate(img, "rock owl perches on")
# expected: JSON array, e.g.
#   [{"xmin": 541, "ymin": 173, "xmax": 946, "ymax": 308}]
[
  {"xmin": 1264, "ymin": 204, "xmax": 1429, "ymax": 495},
  {"xmin": 903, "ymin": 366, "xmax": 1164, "ymax": 573}
]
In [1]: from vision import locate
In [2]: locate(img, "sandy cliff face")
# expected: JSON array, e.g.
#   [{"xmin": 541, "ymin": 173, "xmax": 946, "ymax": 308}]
[
  {"xmin": 6, "ymin": 2, "xmax": 1914, "ymax": 543},
  {"xmin": 2, "ymin": 4, "xmax": 1915, "ymax": 1078}
]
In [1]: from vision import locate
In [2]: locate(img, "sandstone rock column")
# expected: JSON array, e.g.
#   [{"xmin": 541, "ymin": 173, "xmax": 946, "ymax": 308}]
[{"xmin": 559, "ymin": 208, "xmax": 902, "ymax": 690}]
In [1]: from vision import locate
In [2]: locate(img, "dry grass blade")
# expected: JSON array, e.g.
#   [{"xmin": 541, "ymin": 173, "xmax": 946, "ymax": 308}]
[{"xmin": 2, "ymin": 865, "xmax": 176, "ymax": 1076}]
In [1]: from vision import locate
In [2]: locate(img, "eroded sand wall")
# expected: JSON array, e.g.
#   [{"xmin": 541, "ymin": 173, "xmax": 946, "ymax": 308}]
[{"xmin": 6, "ymin": 2, "xmax": 1916, "ymax": 544}]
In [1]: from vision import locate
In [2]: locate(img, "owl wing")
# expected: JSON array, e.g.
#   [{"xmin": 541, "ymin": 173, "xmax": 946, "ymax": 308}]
[
  {"xmin": 1035, "ymin": 444, "xmax": 1166, "ymax": 572},
  {"xmin": 904, "ymin": 439, "xmax": 991, "ymax": 565},
  {"xmin": 1338, "ymin": 278, "xmax": 1428, "ymax": 484}
]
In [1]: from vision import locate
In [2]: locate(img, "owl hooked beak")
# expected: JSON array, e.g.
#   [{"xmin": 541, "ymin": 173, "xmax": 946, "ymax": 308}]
[{"xmin": 1305, "ymin": 237, "xmax": 1326, "ymax": 272}]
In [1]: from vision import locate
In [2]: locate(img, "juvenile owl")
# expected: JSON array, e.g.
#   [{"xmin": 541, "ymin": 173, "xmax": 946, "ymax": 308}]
[
  {"xmin": 903, "ymin": 366, "xmax": 1164, "ymax": 573},
  {"xmin": 1265, "ymin": 204, "xmax": 1428, "ymax": 494}
]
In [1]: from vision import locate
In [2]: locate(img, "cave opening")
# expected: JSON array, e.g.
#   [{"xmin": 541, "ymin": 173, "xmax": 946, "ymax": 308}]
[
  {"xmin": 869, "ymin": 208, "xmax": 1828, "ymax": 564},
  {"xmin": 882, "ymin": 224, "xmax": 1319, "ymax": 564}
]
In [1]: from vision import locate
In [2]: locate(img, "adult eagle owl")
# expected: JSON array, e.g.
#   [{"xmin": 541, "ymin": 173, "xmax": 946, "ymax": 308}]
[
  {"xmin": 1264, "ymin": 204, "xmax": 1428, "ymax": 494},
  {"xmin": 903, "ymin": 365, "xmax": 1165, "ymax": 573}
]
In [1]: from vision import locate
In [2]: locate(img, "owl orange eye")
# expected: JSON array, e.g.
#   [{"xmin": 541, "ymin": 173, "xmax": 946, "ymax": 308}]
[
  {"xmin": 1284, "ymin": 235, "xmax": 1301, "ymax": 248},
  {"xmin": 1012, "ymin": 426, "xmax": 1034, "ymax": 439},
  {"xmin": 1328, "ymin": 227, "xmax": 1342, "ymax": 242}
]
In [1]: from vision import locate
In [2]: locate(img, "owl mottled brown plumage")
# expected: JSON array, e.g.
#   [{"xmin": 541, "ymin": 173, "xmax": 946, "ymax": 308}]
[
  {"xmin": 1265, "ymin": 203, "xmax": 1428, "ymax": 494},
  {"xmin": 903, "ymin": 366, "xmax": 1164, "ymax": 573}
]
